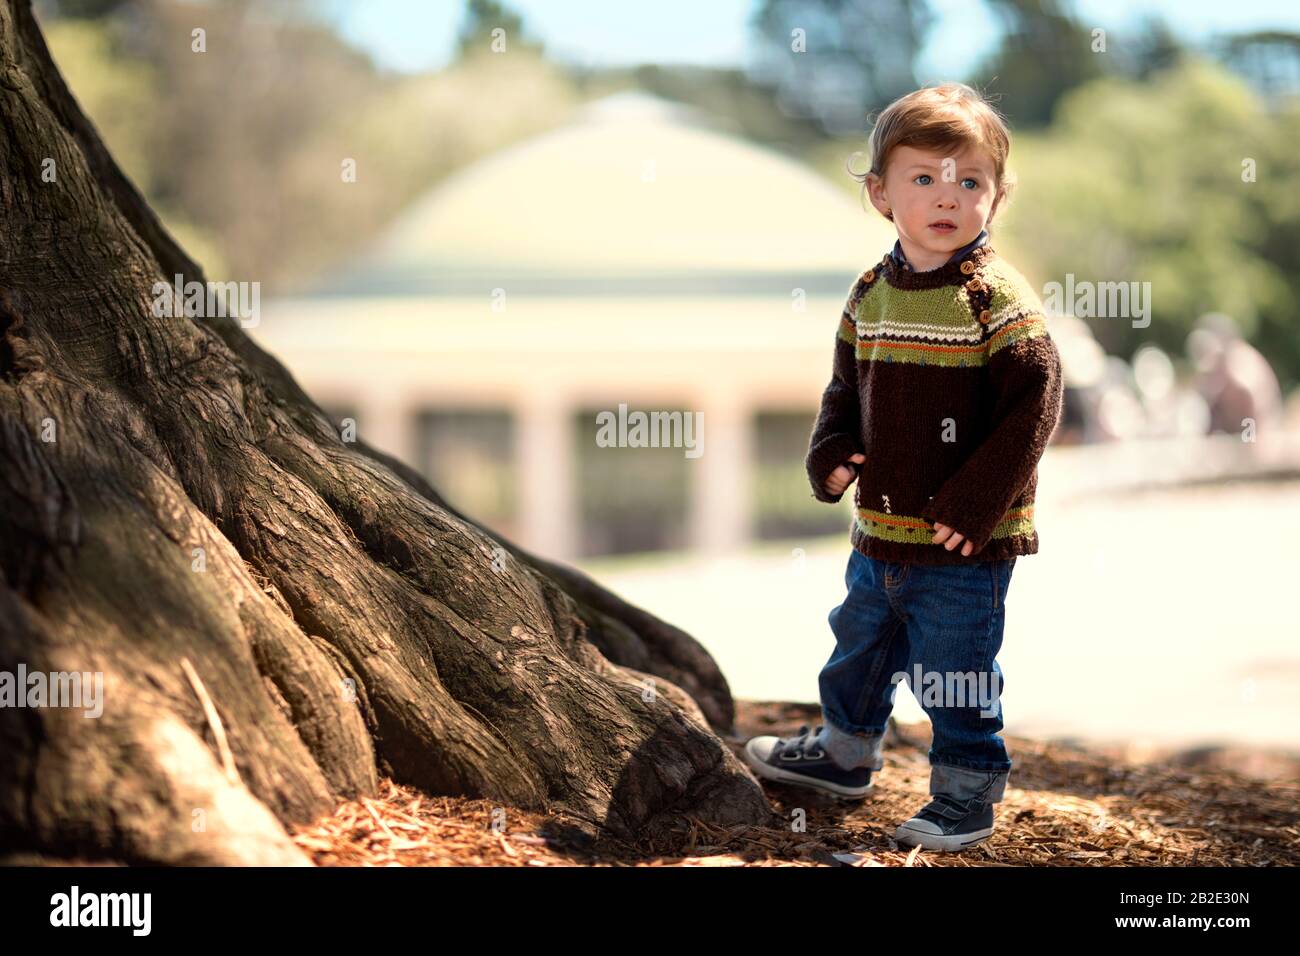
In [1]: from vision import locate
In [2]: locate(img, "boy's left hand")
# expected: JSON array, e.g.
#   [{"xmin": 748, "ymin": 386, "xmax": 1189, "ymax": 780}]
[{"xmin": 931, "ymin": 522, "xmax": 977, "ymax": 556}]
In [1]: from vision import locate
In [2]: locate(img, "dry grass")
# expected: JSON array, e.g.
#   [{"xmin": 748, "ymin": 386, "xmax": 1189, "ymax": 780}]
[{"xmin": 290, "ymin": 700, "xmax": 1300, "ymax": 867}]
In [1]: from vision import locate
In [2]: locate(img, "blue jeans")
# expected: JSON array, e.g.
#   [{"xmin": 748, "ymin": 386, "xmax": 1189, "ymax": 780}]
[{"xmin": 819, "ymin": 548, "xmax": 1017, "ymax": 805}]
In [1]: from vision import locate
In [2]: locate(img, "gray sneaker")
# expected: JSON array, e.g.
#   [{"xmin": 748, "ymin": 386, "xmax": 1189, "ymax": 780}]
[
  {"xmin": 743, "ymin": 723, "xmax": 873, "ymax": 800},
  {"xmin": 894, "ymin": 794, "xmax": 995, "ymax": 851}
]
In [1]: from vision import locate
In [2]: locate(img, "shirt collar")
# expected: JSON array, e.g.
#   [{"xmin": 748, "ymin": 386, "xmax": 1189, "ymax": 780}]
[{"xmin": 890, "ymin": 229, "xmax": 989, "ymax": 272}]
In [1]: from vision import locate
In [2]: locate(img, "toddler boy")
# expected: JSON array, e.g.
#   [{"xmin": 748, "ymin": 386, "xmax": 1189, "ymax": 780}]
[{"xmin": 743, "ymin": 83, "xmax": 1064, "ymax": 852}]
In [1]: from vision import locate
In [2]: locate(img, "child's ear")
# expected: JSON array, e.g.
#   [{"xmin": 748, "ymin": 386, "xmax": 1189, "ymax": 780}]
[
  {"xmin": 988, "ymin": 180, "xmax": 1013, "ymax": 223},
  {"xmin": 866, "ymin": 172, "xmax": 893, "ymax": 222}
]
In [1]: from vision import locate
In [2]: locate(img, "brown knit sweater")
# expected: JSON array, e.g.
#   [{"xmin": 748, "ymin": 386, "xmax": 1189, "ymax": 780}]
[{"xmin": 805, "ymin": 244, "xmax": 1064, "ymax": 565}]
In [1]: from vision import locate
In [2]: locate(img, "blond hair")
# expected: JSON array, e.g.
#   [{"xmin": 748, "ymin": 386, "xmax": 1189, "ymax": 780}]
[{"xmin": 850, "ymin": 83, "xmax": 1014, "ymax": 220}]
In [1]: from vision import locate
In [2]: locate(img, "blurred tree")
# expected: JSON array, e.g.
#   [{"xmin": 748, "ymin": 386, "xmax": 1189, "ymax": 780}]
[
  {"xmin": 455, "ymin": 0, "xmax": 544, "ymax": 60},
  {"xmin": 749, "ymin": 0, "xmax": 932, "ymax": 136},
  {"xmin": 970, "ymin": 0, "xmax": 1104, "ymax": 127},
  {"xmin": 1114, "ymin": 14, "xmax": 1184, "ymax": 80},
  {"xmin": 40, "ymin": 0, "xmax": 578, "ymax": 291},
  {"xmin": 1217, "ymin": 30, "xmax": 1300, "ymax": 97},
  {"xmin": 38, "ymin": 17, "xmax": 156, "ymax": 190},
  {"xmin": 1003, "ymin": 59, "xmax": 1299, "ymax": 388},
  {"xmin": 1236, "ymin": 87, "xmax": 1300, "ymax": 389},
  {"xmin": 36, "ymin": 0, "xmax": 133, "ymax": 18}
]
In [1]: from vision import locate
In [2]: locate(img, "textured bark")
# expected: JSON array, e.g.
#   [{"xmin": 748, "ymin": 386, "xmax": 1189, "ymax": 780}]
[{"xmin": 0, "ymin": 0, "xmax": 774, "ymax": 865}]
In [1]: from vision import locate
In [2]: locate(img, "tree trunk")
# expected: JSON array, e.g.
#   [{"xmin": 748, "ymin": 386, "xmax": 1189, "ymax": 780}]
[{"xmin": 0, "ymin": 0, "xmax": 775, "ymax": 865}]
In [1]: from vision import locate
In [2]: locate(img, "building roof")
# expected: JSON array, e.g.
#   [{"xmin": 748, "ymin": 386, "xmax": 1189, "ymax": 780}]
[{"xmin": 311, "ymin": 90, "xmax": 896, "ymax": 298}]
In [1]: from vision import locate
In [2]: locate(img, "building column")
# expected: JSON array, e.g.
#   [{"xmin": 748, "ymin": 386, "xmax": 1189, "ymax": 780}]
[
  {"xmin": 357, "ymin": 392, "xmax": 414, "ymax": 466},
  {"xmin": 691, "ymin": 393, "xmax": 752, "ymax": 556},
  {"xmin": 517, "ymin": 395, "xmax": 577, "ymax": 561}
]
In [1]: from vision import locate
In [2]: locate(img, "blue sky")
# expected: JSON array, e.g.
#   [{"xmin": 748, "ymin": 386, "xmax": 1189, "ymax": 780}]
[{"xmin": 317, "ymin": 0, "xmax": 1300, "ymax": 78}]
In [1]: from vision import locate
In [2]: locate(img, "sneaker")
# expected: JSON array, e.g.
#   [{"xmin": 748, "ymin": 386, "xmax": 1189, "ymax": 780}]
[
  {"xmin": 893, "ymin": 794, "xmax": 994, "ymax": 852},
  {"xmin": 742, "ymin": 723, "xmax": 873, "ymax": 800}
]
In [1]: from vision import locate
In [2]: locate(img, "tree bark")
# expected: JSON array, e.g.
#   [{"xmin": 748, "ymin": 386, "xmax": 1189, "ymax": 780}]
[{"xmin": 0, "ymin": 0, "xmax": 775, "ymax": 865}]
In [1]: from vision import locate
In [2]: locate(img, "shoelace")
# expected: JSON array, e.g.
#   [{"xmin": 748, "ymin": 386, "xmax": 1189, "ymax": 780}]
[{"xmin": 776, "ymin": 723, "xmax": 825, "ymax": 760}]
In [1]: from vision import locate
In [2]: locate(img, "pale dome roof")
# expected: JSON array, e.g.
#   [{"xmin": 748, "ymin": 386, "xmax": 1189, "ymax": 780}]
[{"xmin": 315, "ymin": 90, "xmax": 895, "ymax": 296}]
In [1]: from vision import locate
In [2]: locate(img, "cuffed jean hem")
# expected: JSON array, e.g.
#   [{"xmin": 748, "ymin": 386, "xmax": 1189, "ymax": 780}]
[
  {"xmin": 930, "ymin": 762, "xmax": 1010, "ymax": 805},
  {"xmin": 820, "ymin": 711, "xmax": 886, "ymax": 772}
]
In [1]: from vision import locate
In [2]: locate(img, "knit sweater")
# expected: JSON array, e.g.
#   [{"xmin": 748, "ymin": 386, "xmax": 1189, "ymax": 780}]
[{"xmin": 805, "ymin": 244, "xmax": 1064, "ymax": 565}]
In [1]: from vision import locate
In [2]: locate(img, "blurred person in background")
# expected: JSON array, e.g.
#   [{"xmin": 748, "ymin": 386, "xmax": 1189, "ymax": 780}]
[{"xmin": 1188, "ymin": 312, "xmax": 1284, "ymax": 438}]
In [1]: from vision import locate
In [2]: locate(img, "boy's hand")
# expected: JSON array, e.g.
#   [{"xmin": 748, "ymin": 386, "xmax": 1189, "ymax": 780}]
[
  {"xmin": 931, "ymin": 522, "xmax": 977, "ymax": 557},
  {"xmin": 822, "ymin": 453, "xmax": 866, "ymax": 498}
]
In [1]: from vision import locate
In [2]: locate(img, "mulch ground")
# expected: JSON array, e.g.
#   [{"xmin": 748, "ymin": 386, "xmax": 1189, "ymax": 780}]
[{"xmin": 291, "ymin": 699, "xmax": 1300, "ymax": 867}]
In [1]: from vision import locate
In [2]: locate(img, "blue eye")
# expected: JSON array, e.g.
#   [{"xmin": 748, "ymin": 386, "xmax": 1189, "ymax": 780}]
[
  {"xmin": 961, "ymin": 177, "xmax": 978, "ymax": 189},
  {"xmin": 914, "ymin": 174, "xmax": 933, "ymax": 185}
]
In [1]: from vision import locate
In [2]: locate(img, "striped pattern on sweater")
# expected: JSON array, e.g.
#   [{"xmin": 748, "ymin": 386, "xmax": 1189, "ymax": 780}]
[{"xmin": 805, "ymin": 244, "xmax": 1064, "ymax": 565}]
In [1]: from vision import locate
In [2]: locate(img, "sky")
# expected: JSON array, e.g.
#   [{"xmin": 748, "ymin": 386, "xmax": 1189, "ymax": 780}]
[{"xmin": 315, "ymin": 0, "xmax": 1300, "ymax": 79}]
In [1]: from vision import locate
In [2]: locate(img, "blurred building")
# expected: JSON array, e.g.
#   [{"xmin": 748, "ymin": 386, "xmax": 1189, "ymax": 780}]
[{"xmin": 251, "ymin": 92, "xmax": 901, "ymax": 559}]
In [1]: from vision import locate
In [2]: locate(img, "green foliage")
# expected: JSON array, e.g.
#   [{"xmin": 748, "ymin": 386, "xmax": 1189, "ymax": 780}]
[
  {"xmin": 43, "ymin": 0, "xmax": 578, "ymax": 291},
  {"xmin": 41, "ymin": 0, "xmax": 133, "ymax": 19},
  {"xmin": 43, "ymin": 20, "xmax": 157, "ymax": 190},
  {"xmin": 1001, "ymin": 58, "xmax": 1298, "ymax": 385}
]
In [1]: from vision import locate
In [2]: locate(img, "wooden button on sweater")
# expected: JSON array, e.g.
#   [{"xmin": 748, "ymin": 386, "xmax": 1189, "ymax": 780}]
[{"xmin": 805, "ymin": 245, "xmax": 1064, "ymax": 564}]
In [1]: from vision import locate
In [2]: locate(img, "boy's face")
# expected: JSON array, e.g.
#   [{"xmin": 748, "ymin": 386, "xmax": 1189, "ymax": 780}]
[{"xmin": 866, "ymin": 143, "xmax": 1001, "ymax": 271}]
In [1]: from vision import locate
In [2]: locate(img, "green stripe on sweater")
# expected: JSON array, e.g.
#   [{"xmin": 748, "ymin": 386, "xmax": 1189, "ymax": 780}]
[{"xmin": 855, "ymin": 504, "xmax": 1035, "ymax": 544}]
